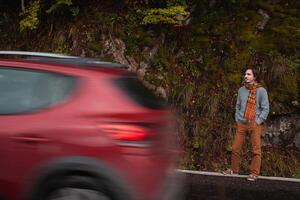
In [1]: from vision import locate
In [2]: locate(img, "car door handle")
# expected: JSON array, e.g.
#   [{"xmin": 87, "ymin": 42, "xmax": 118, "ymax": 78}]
[{"xmin": 11, "ymin": 135, "xmax": 52, "ymax": 144}]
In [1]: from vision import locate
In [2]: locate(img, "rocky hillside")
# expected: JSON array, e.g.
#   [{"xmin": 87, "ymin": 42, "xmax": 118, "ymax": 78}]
[{"xmin": 0, "ymin": 0, "xmax": 299, "ymax": 177}]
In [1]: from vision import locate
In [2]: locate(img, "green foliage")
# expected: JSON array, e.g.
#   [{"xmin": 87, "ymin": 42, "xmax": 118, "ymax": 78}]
[
  {"xmin": 46, "ymin": 0, "xmax": 72, "ymax": 13},
  {"xmin": 166, "ymin": 0, "xmax": 187, "ymax": 6},
  {"xmin": 292, "ymin": 170, "xmax": 300, "ymax": 179},
  {"xmin": 94, "ymin": 11, "xmax": 118, "ymax": 24},
  {"xmin": 19, "ymin": 0, "xmax": 79, "ymax": 32},
  {"xmin": 269, "ymin": 51, "xmax": 300, "ymax": 71},
  {"xmin": 70, "ymin": 7, "xmax": 79, "ymax": 17},
  {"xmin": 267, "ymin": 51, "xmax": 298, "ymax": 110},
  {"xmin": 290, "ymin": 55, "xmax": 300, "ymax": 70},
  {"xmin": 119, "ymin": 11, "xmax": 156, "ymax": 58},
  {"xmin": 225, "ymin": 73, "xmax": 242, "ymax": 85},
  {"xmin": 261, "ymin": 148, "xmax": 300, "ymax": 177},
  {"xmin": 52, "ymin": 34, "xmax": 69, "ymax": 54},
  {"xmin": 19, "ymin": 0, "xmax": 40, "ymax": 31},
  {"xmin": 46, "ymin": 0, "xmax": 79, "ymax": 16},
  {"xmin": 142, "ymin": 5, "xmax": 190, "ymax": 25}
]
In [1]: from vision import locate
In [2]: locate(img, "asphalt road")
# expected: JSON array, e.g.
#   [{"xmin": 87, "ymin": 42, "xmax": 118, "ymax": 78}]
[{"xmin": 180, "ymin": 170, "xmax": 300, "ymax": 200}]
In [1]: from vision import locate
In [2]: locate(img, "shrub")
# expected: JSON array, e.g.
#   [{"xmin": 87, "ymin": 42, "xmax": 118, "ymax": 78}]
[
  {"xmin": 19, "ymin": 0, "xmax": 40, "ymax": 31},
  {"xmin": 142, "ymin": 5, "xmax": 190, "ymax": 26}
]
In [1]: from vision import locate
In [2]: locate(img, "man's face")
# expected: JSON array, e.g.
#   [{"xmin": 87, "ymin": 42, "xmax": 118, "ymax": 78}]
[{"xmin": 244, "ymin": 69, "xmax": 256, "ymax": 84}]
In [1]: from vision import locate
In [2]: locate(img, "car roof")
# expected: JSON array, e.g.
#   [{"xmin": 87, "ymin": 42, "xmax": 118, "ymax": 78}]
[{"xmin": 0, "ymin": 51, "xmax": 128, "ymax": 69}]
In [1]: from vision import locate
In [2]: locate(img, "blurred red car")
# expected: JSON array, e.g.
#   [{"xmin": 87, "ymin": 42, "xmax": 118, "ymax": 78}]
[{"xmin": 0, "ymin": 51, "xmax": 182, "ymax": 200}]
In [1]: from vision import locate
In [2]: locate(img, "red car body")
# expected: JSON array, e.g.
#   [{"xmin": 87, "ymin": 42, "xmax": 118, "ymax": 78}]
[{"xmin": 0, "ymin": 52, "xmax": 181, "ymax": 200}]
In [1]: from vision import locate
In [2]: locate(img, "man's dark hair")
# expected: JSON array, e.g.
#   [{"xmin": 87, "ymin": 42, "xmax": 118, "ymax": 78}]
[{"xmin": 247, "ymin": 68, "xmax": 261, "ymax": 83}]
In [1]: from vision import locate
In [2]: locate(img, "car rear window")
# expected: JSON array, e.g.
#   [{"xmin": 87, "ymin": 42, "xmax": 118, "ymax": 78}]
[
  {"xmin": 114, "ymin": 77, "xmax": 167, "ymax": 109},
  {"xmin": 0, "ymin": 67, "xmax": 75, "ymax": 114}
]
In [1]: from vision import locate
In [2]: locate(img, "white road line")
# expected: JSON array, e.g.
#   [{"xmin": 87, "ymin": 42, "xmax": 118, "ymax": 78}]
[{"xmin": 178, "ymin": 170, "xmax": 300, "ymax": 183}]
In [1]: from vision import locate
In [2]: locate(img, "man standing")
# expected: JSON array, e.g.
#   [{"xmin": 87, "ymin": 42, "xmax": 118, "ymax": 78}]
[{"xmin": 224, "ymin": 68, "xmax": 269, "ymax": 181}]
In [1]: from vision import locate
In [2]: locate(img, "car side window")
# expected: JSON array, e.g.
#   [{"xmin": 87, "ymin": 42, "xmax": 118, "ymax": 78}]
[
  {"xmin": 114, "ymin": 77, "xmax": 167, "ymax": 109},
  {"xmin": 0, "ymin": 67, "xmax": 75, "ymax": 115}
]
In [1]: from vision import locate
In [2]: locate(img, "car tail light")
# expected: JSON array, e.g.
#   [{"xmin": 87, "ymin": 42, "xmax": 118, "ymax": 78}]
[{"xmin": 98, "ymin": 123, "xmax": 157, "ymax": 146}]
